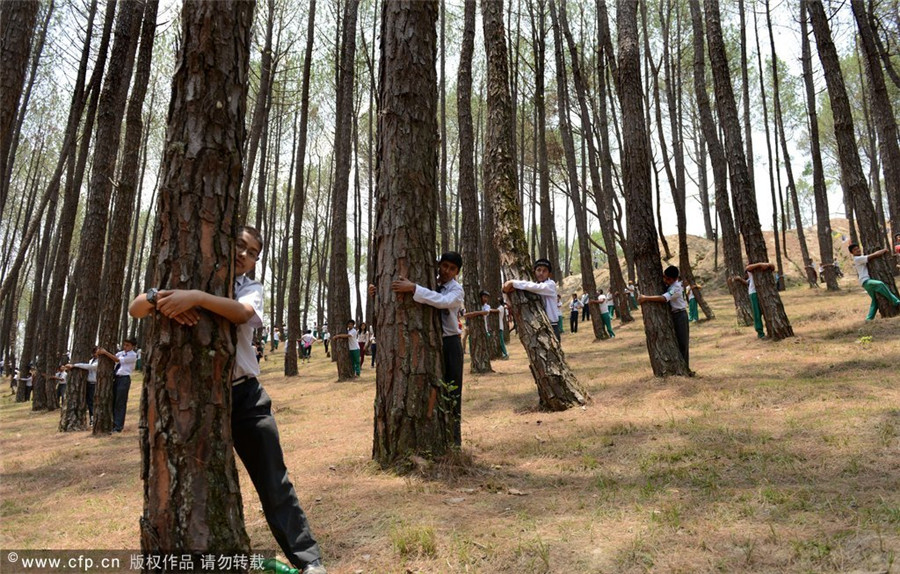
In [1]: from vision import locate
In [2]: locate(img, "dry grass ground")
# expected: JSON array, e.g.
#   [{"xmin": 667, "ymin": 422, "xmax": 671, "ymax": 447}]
[{"xmin": 2, "ymin": 280, "xmax": 899, "ymax": 573}]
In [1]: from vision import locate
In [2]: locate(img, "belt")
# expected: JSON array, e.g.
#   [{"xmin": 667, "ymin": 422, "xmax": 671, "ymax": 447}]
[
  {"xmin": 671, "ymin": 309, "xmax": 687, "ymax": 315},
  {"xmin": 232, "ymin": 375, "xmax": 252, "ymax": 387}
]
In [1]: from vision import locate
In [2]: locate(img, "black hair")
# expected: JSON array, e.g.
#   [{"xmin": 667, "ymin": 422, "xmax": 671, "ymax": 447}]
[
  {"xmin": 664, "ymin": 265, "xmax": 680, "ymax": 279},
  {"xmin": 848, "ymin": 243, "xmax": 860, "ymax": 253},
  {"xmin": 479, "ymin": 290, "xmax": 490, "ymax": 297},
  {"xmin": 440, "ymin": 251, "xmax": 463, "ymax": 269},
  {"xmin": 239, "ymin": 225, "xmax": 264, "ymax": 252},
  {"xmin": 533, "ymin": 258, "xmax": 553, "ymax": 272},
  {"xmin": 124, "ymin": 337, "xmax": 138, "ymax": 346}
]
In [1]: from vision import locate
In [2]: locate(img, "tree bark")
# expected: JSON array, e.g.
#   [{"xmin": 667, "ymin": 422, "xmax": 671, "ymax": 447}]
[
  {"xmin": 689, "ymin": 0, "xmax": 754, "ymax": 325},
  {"xmin": 0, "ymin": 0, "xmax": 39, "ymax": 215},
  {"xmin": 62, "ymin": 0, "xmax": 144, "ymax": 432},
  {"xmin": 552, "ymin": 0, "xmax": 606, "ymax": 340},
  {"xmin": 852, "ymin": 0, "xmax": 900, "ymax": 243},
  {"xmin": 372, "ymin": 0, "xmax": 454, "ymax": 468},
  {"xmin": 808, "ymin": 0, "xmax": 899, "ymax": 315},
  {"xmin": 285, "ymin": 0, "xmax": 317, "ymax": 377},
  {"xmin": 617, "ymin": 0, "xmax": 691, "ymax": 376},
  {"xmin": 458, "ymin": 0, "xmax": 492, "ymax": 374},
  {"xmin": 328, "ymin": 0, "xmax": 360, "ymax": 380},
  {"xmin": 483, "ymin": 0, "xmax": 588, "ymax": 408},
  {"xmin": 139, "ymin": 0, "xmax": 255, "ymax": 555},
  {"xmin": 705, "ymin": 0, "xmax": 794, "ymax": 338}
]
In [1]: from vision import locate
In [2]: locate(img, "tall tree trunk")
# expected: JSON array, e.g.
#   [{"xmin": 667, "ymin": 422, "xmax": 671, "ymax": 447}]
[
  {"xmin": 285, "ymin": 0, "xmax": 316, "ymax": 377},
  {"xmin": 439, "ymin": 0, "xmax": 449, "ymax": 253},
  {"xmin": 657, "ymin": 0, "xmax": 714, "ymax": 319},
  {"xmin": 738, "ymin": 0, "xmax": 754, "ymax": 193},
  {"xmin": 766, "ymin": 0, "xmax": 814, "ymax": 287},
  {"xmin": 852, "ymin": 0, "xmax": 900, "ymax": 244},
  {"xmin": 617, "ymin": 0, "xmax": 691, "ymax": 376},
  {"xmin": 328, "ymin": 0, "xmax": 359, "ymax": 380},
  {"xmin": 808, "ymin": 0, "xmax": 899, "ymax": 315},
  {"xmin": 595, "ymin": 0, "xmax": 634, "ymax": 322},
  {"xmin": 140, "ymin": 0, "xmax": 255, "ymax": 554},
  {"xmin": 62, "ymin": 0, "xmax": 144, "ymax": 432},
  {"xmin": 459, "ymin": 0, "xmax": 492, "ymax": 374},
  {"xmin": 800, "ymin": 2, "xmax": 839, "ymax": 291},
  {"xmin": 705, "ymin": 0, "xmax": 794, "ymax": 338},
  {"xmin": 553, "ymin": 0, "xmax": 607, "ymax": 340},
  {"xmin": 373, "ymin": 0, "xmax": 453, "ymax": 468},
  {"xmin": 530, "ymin": 0, "xmax": 557, "ymax": 275},
  {"xmin": 89, "ymin": 0, "xmax": 157, "ymax": 434},
  {"xmin": 483, "ymin": 0, "xmax": 588, "ymax": 408},
  {"xmin": 753, "ymin": 6, "xmax": 785, "ymax": 290},
  {"xmin": 0, "ymin": 0, "xmax": 39, "ymax": 215},
  {"xmin": 238, "ymin": 0, "xmax": 275, "ymax": 223}
]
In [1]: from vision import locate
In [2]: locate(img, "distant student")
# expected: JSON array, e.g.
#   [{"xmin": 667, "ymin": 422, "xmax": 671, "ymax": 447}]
[
  {"xmin": 368, "ymin": 329, "xmax": 376, "ymax": 368},
  {"xmin": 300, "ymin": 330, "xmax": 315, "ymax": 364},
  {"xmin": 849, "ymin": 243, "xmax": 900, "ymax": 320},
  {"xmin": 331, "ymin": 320, "xmax": 361, "ymax": 377},
  {"xmin": 98, "ymin": 338, "xmax": 138, "ymax": 432},
  {"xmin": 581, "ymin": 292, "xmax": 590, "ymax": 321},
  {"xmin": 588, "ymin": 290, "xmax": 615, "ymax": 338},
  {"xmin": 273, "ymin": 327, "xmax": 281, "ymax": 350},
  {"xmin": 569, "ymin": 293, "xmax": 583, "ymax": 333},
  {"xmin": 894, "ymin": 233, "xmax": 900, "ymax": 255},
  {"xmin": 390, "ymin": 252, "xmax": 465, "ymax": 445},
  {"xmin": 557, "ymin": 295, "xmax": 565, "ymax": 335},
  {"xmin": 730, "ymin": 262, "xmax": 775, "ymax": 339},
  {"xmin": 68, "ymin": 346, "xmax": 100, "ymax": 425},
  {"xmin": 638, "ymin": 265, "xmax": 689, "ymax": 370},
  {"xmin": 685, "ymin": 283, "xmax": 701, "ymax": 323},
  {"xmin": 322, "ymin": 328, "xmax": 330, "ymax": 357},
  {"xmin": 50, "ymin": 366, "xmax": 68, "ymax": 408},
  {"xmin": 20, "ymin": 367, "xmax": 33, "ymax": 401},
  {"xmin": 357, "ymin": 323, "xmax": 370, "ymax": 365},
  {"xmin": 626, "ymin": 282, "xmax": 638, "ymax": 310},
  {"xmin": 502, "ymin": 258, "xmax": 560, "ymax": 341}
]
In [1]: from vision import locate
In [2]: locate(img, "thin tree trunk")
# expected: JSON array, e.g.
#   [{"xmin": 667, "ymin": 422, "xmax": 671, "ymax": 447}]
[
  {"xmin": 705, "ymin": 0, "xmax": 793, "ymax": 338},
  {"xmin": 800, "ymin": 1, "xmax": 839, "ymax": 291},
  {"xmin": 852, "ymin": 0, "xmax": 900, "ymax": 243},
  {"xmin": 617, "ymin": 0, "xmax": 691, "ymax": 376},
  {"xmin": 140, "ymin": 0, "xmax": 255, "ymax": 554},
  {"xmin": 328, "ymin": 0, "xmax": 359, "ymax": 380},
  {"xmin": 483, "ymin": 0, "xmax": 588, "ymax": 408},
  {"xmin": 285, "ymin": 0, "xmax": 316, "ymax": 376},
  {"xmin": 63, "ymin": 0, "xmax": 144, "ymax": 432},
  {"xmin": 459, "ymin": 0, "xmax": 492, "ymax": 374},
  {"xmin": 808, "ymin": 0, "xmax": 899, "ymax": 315},
  {"xmin": 373, "ymin": 0, "xmax": 454, "ymax": 468}
]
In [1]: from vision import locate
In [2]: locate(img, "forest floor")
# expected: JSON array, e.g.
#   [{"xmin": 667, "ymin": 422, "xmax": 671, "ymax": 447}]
[{"xmin": 2, "ymin": 278, "xmax": 900, "ymax": 573}]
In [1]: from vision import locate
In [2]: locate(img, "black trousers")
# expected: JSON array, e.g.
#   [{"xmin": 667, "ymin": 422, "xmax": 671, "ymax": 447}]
[
  {"xmin": 112, "ymin": 375, "xmax": 131, "ymax": 431},
  {"xmin": 570, "ymin": 311, "xmax": 579, "ymax": 333},
  {"xmin": 443, "ymin": 335, "xmax": 464, "ymax": 446},
  {"xmin": 232, "ymin": 378, "xmax": 320, "ymax": 569},
  {"xmin": 582, "ymin": 305, "xmax": 590, "ymax": 321},
  {"xmin": 86, "ymin": 382, "xmax": 95, "ymax": 418},
  {"xmin": 672, "ymin": 309, "xmax": 690, "ymax": 369}
]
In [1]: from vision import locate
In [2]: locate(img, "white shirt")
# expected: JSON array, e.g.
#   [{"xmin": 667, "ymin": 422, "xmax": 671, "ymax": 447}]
[
  {"xmin": 300, "ymin": 333, "xmax": 314, "ymax": 347},
  {"xmin": 413, "ymin": 278, "xmax": 464, "ymax": 337},
  {"xmin": 323, "ymin": 332, "xmax": 330, "ymax": 341},
  {"xmin": 510, "ymin": 278, "xmax": 559, "ymax": 322},
  {"xmin": 685, "ymin": 285, "xmax": 695, "ymax": 301},
  {"xmin": 73, "ymin": 358, "xmax": 98, "ymax": 383},
  {"xmin": 115, "ymin": 350, "xmax": 138, "ymax": 376},
  {"xmin": 55, "ymin": 371, "xmax": 67, "ymax": 385},
  {"xmin": 747, "ymin": 272, "xmax": 757, "ymax": 295},
  {"xmin": 234, "ymin": 275, "xmax": 264, "ymax": 380},
  {"xmin": 569, "ymin": 299, "xmax": 583, "ymax": 312},
  {"xmin": 853, "ymin": 254, "xmax": 871, "ymax": 286},
  {"xmin": 347, "ymin": 328, "xmax": 360, "ymax": 351},
  {"xmin": 663, "ymin": 280, "xmax": 688, "ymax": 312},
  {"xmin": 596, "ymin": 295, "xmax": 610, "ymax": 314},
  {"xmin": 357, "ymin": 330, "xmax": 369, "ymax": 346}
]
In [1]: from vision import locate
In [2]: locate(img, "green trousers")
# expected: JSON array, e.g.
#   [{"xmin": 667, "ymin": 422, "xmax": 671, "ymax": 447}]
[
  {"xmin": 601, "ymin": 312, "xmax": 615, "ymax": 338},
  {"xmin": 862, "ymin": 279, "xmax": 900, "ymax": 320},
  {"xmin": 749, "ymin": 292, "xmax": 764, "ymax": 338},
  {"xmin": 349, "ymin": 349, "xmax": 361, "ymax": 375},
  {"xmin": 688, "ymin": 298, "xmax": 699, "ymax": 322}
]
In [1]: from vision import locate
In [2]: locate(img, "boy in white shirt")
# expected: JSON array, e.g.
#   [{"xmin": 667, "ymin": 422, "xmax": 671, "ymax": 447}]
[
  {"xmin": 98, "ymin": 338, "xmax": 138, "ymax": 432},
  {"xmin": 588, "ymin": 290, "xmax": 615, "ymax": 338},
  {"xmin": 569, "ymin": 293, "xmax": 583, "ymax": 333},
  {"xmin": 730, "ymin": 262, "xmax": 774, "ymax": 339},
  {"xmin": 849, "ymin": 243, "xmax": 900, "ymax": 320},
  {"xmin": 331, "ymin": 320, "xmax": 361, "ymax": 377},
  {"xmin": 638, "ymin": 266, "xmax": 690, "ymax": 371},
  {"xmin": 299, "ymin": 330, "xmax": 316, "ymax": 364},
  {"xmin": 502, "ymin": 258, "xmax": 560, "ymax": 341}
]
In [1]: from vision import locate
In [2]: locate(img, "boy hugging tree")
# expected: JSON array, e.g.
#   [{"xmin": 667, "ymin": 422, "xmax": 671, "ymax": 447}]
[
  {"xmin": 129, "ymin": 226, "xmax": 326, "ymax": 574},
  {"xmin": 637, "ymin": 265, "xmax": 690, "ymax": 373},
  {"xmin": 502, "ymin": 258, "xmax": 560, "ymax": 341},
  {"xmin": 849, "ymin": 243, "xmax": 900, "ymax": 320}
]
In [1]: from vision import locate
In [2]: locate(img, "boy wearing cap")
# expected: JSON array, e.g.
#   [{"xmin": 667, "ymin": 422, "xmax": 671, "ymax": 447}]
[
  {"xmin": 501, "ymin": 258, "xmax": 560, "ymax": 341},
  {"xmin": 848, "ymin": 243, "xmax": 900, "ymax": 320},
  {"xmin": 638, "ymin": 266, "xmax": 690, "ymax": 370},
  {"xmin": 391, "ymin": 252, "xmax": 466, "ymax": 445}
]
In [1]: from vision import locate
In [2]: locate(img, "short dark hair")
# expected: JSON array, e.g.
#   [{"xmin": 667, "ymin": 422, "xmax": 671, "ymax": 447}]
[
  {"xmin": 124, "ymin": 337, "xmax": 137, "ymax": 346},
  {"xmin": 664, "ymin": 266, "xmax": 680, "ymax": 279},
  {"xmin": 239, "ymin": 225, "xmax": 264, "ymax": 252},
  {"xmin": 440, "ymin": 251, "xmax": 463, "ymax": 269},
  {"xmin": 479, "ymin": 290, "xmax": 490, "ymax": 297},
  {"xmin": 534, "ymin": 258, "xmax": 552, "ymax": 272},
  {"xmin": 848, "ymin": 243, "xmax": 860, "ymax": 253}
]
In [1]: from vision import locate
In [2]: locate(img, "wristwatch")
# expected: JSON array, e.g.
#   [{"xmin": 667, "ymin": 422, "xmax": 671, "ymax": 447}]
[{"xmin": 146, "ymin": 288, "xmax": 159, "ymax": 306}]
